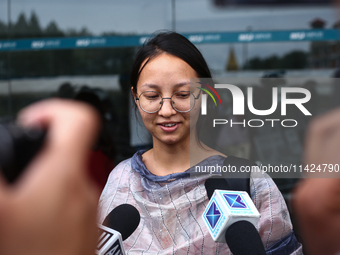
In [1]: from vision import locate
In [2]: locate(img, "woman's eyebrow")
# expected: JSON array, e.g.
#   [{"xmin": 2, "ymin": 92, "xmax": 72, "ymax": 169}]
[
  {"xmin": 141, "ymin": 81, "xmax": 191, "ymax": 89},
  {"xmin": 141, "ymin": 83, "xmax": 158, "ymax": 89},
  {"xmin": 174, "ymin": 81, "xmax": 191, "ymax": 88}
]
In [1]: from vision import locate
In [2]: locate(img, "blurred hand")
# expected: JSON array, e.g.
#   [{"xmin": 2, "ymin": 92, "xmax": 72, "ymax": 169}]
[
  {"xmin": 0, "ymin": 99, "xmax": 100, "ymax": 255},
  {"xmin": 293, "ymin": 107, "xmax": 340, "ymax": 255},
  {"xmin": 304, "ymin": 107, "xmax": 340, "ymax": 170}
]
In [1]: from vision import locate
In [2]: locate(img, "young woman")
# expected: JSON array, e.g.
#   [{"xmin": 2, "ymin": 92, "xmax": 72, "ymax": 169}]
[{"xmin": 98, "ymin": 32, "xmax": 302, "ymax": 254}]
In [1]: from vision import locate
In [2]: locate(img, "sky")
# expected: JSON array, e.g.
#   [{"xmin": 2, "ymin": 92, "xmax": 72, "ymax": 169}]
[{"xmin": 0, "ymin": 0, "xmax": 338, "ymax": 70}]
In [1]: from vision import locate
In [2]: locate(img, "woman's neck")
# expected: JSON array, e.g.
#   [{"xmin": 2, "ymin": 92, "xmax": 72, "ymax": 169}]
[
  {"xmin": 142, "ymin": 135, "xmax": 224, "ymax": 177},
  {"xmin": 143, "ymin": 138, "xmax": 191, "ymax": 176}
]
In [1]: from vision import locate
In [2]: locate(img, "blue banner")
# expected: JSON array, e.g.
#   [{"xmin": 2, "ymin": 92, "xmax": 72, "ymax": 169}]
[{"xmin": 0, "ymin": 29, "xmax": 339, "ymax": 52}]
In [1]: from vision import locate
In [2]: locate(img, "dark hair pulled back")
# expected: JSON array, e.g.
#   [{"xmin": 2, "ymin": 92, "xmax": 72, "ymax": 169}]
[{"xmin": 130, "ymin": 31, "xmax": 212, "ymax": 95}]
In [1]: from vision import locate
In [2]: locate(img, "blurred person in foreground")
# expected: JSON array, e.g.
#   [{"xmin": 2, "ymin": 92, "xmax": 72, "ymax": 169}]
[
  {"xmin": 0, "ymin": 99, "xmax": 100, "ymax": 255},
  {"xmin": 293, "ymin": 107, "xmax": 340, "ymax": 255}
]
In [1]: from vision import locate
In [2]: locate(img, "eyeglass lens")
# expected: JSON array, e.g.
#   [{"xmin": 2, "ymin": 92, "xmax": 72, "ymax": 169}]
[{"xmin": 138, "ymin": 91, "xmax": 195, "ymax": 113}]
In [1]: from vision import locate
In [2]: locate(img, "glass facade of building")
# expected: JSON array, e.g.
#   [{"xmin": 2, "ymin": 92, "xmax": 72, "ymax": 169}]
[{"xmin": 0, "ymin": 0, "xmax": 338, "ymax": 206}]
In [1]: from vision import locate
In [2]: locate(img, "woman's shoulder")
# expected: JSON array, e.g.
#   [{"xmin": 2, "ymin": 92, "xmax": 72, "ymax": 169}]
[
  {"xmin": 104, "ymin": 150, "xmax": 147, "ymax": 184},
  {"xmin": 108, "ymin": 150, "xmax": 146, "ymax": 174},
  {"xmin": 249, "ymin": 169, "xmax": 279, "ymax": 197},
  {"xmin": 109, "ymin": 157, "xmax": 132, "ymax": 175},
  {"xmin": 98, "ymin": 156, "xmax": 136, "ymax": 223},
  {"xmin": 190, "ymin": 144, "xmax": 226, "ymax": 166},
  {"xmin": 102, "ymin": 158, "xmax": 132, "ymax": 189},
  {"xmin": 115, "ymin": 157, "xmax": 133, "ymax": 169},
  {"xmin": 249, "ymin": 169, "xmax": 281, "ymax": 209}
]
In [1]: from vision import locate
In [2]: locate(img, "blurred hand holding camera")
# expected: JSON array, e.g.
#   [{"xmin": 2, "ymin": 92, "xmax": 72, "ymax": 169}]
[
  {"xmin": 0, "ymin": 99, "xmax": 100, "ymax": 255},
  {"xmin": 293, "ymin": 107, "xmax": 340, "ymax": 255}
]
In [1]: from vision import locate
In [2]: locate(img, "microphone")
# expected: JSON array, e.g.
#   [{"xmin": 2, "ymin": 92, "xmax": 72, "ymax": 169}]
[
  {"xmin": 203, "ymin": 178, "xmax": 266, "ymax": 255},
  {"xmin": 225, "ymin": 220, "xmax": 265, "ymax": 255},
  {"xmin": 96, "ymin": 204, "xmax": 141, "ymax": 255}
]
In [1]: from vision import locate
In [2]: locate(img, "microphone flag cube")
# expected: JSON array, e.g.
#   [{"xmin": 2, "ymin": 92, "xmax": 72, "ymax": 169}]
[
  {"xmin": 96, "ymin": 224, "xmax": 126, "ymax": 255},
  {"xmin": 202, "ymin": 190, "xmax": 260, "ymax": 243}
]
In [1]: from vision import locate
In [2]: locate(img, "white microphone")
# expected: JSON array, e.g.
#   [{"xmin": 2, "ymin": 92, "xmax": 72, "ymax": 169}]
[
  {"xmin": 203, "ymin": 177, "xmax": 266, "ymax": 255},
  {"xmin": 96, "ymin": 204, "xmax": 140, "ymax": 255},
  {"xmin": 202, "ymin": 189, "xmax": 260, "ymax": 243}
]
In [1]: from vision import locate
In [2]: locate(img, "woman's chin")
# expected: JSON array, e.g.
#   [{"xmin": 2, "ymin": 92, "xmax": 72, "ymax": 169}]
[
  {"xmin": 156, "ymin": 135, "xmax": 184, "ymax": 146},
  {"xmin": 162, "ymin": 139, "xmax": 179, "ymax": 145}
]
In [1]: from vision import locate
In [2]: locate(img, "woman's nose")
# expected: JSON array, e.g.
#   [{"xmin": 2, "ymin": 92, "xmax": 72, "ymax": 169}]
[{"xmin": 158, "ymin": 98, "xmax": 176, "ymax": 117}]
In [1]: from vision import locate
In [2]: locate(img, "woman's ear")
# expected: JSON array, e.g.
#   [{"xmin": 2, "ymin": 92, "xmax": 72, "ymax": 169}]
[{"xmin": 131, "ymin": 87, "xmax": 137, "ymax": 103}]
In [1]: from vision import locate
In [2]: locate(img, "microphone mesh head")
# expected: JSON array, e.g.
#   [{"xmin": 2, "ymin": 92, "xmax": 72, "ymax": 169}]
[
  {"xmin": 225, "ymin": 220, "xmax": 266, "ymax": 255},
  {"xmin": 204, "ymin": 178, "xmax": 230, "ymax": 199},
  {"xmin": 103, "ymin": 204, "xmax": 141, "ymax": 241}
]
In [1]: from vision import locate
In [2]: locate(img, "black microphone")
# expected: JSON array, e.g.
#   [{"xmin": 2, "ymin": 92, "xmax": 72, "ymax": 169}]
[
  {"xmin": 225, "ymin": 220, "xmax": 266, "ymax": 255},
  {"xmin": 204, "ymin": 178, "xmax": 266, "ymax": 255},
  {"xmin": 103, "ymin": 204, "xmax": 141, "ymax": 241},
  {"xmin": 97, "ymin": 204, "xmax": 140, "ymax": 255},
  {"xmin": 205, "ymin": 178, "xmax": 229, "ymax": 199}
]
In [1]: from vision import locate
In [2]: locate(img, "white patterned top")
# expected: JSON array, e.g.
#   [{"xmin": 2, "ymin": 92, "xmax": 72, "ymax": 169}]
[{"xmin": 98, "ymin": 152, "xmax": 303, "ymax": 255}]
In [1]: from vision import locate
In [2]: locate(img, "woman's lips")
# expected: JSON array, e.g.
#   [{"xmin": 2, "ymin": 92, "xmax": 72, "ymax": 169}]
[{"xmin": 158, "ymin": 123, "xmax": 180, "ymax": 132}]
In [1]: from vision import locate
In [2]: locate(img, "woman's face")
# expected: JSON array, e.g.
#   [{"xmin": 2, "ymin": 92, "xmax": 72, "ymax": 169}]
[{"xmin": 134, "ymin": 53, "xmax": 201, "ymax": 146}]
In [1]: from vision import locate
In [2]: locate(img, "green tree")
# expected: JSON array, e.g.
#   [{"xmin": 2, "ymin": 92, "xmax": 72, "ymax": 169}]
[
  {"xmin": 245, "ymin": 50, "xmax": 308, "ymax": 70},
  {"xmin": 281, "ymin": 50, "xmax": 307, "ymax": 69},
  {"xmin": 28, "ymin": 11, "xmax": 42, "ymax": 37},
  {"xmin": 78, "ymin": 27, "xmax": 92, "ymax": 36},
  {"xmin": 45, "ymin": 21, "xmax": 64, "ymax": 37},
  {"xmin": 245, "ymin": 57, "xmax": 262, "ymax": 70},
  {"xmin": 66, "ymin": 27, "xmax": 92, "ymax": 36},
  {"xmin": 0, "ymin": 20, "xmax": 7, "ymax": 39},
  {"xmin": 13, "ymin": 13, "xmax": 29, "ymax": 37},
  {"xmin": 262, "ymin": 55, "xmax": 281, "ymax": 69}
]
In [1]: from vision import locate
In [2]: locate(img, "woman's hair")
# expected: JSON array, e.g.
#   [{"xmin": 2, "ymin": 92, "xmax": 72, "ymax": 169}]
[{"xmin": 130, "ymin": 31, "xmax": 212, "ymax": 95}]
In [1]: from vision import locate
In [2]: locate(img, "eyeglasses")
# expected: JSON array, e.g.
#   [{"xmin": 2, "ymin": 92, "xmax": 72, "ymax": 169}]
[{"xmin": 135, "ymin": 90, "xmax": 201, "ymax": 113}]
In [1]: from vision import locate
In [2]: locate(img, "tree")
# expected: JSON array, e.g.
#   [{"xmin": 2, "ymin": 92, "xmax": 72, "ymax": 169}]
[
  {"xmin": 245, "ymin": 57, "xmax": 262, "ymax": 70},
  {"xmin": 78, "ymin": 27, "xmax": 92, "ymax": 36},
  {"xmin": 13, "ymin": 13, "xmax": 29, "ymax": 37},
  {"xmin": 281, "ymin": 51, "xmax": 307, "ymax": 69},
  {"xmin": 28, "ymin": 11, "xmax": 42, "ymax": 36},
  {"xmin": 0, "ymin": 20, "xmax": 7, "ymax": 39},
  {"xmin": 262, "ymin": 55, "xmax": 280, "ymax": 69},
  {"xmin": 245, "ymin": 50, "xmax": 308, "ymax": 70},
  {"xmin": 65, "ymin": 27, "xmax": 92, "ymax": 36},
  {"xmin": 45, "ymin": 21, "xmax": 64, "ymax": 37}
]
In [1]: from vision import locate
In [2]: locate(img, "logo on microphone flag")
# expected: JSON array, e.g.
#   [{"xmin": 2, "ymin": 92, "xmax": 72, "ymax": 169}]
[
  {"xmin": 202, "ymin": 190, "xmax": 261, "ymax": 242},
  {"xmin": 206, "ymin": 201, "xmax": 222, "ymax": 229},
  {"xmin": 223, "ymin": 194, "xmax": 248, "ymax": 209}
]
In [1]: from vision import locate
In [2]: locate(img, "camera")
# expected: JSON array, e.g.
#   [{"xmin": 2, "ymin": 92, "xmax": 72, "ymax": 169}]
[{"xmin": 0, "ymin": 123, "xmax": 46, "ymax": 183}]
